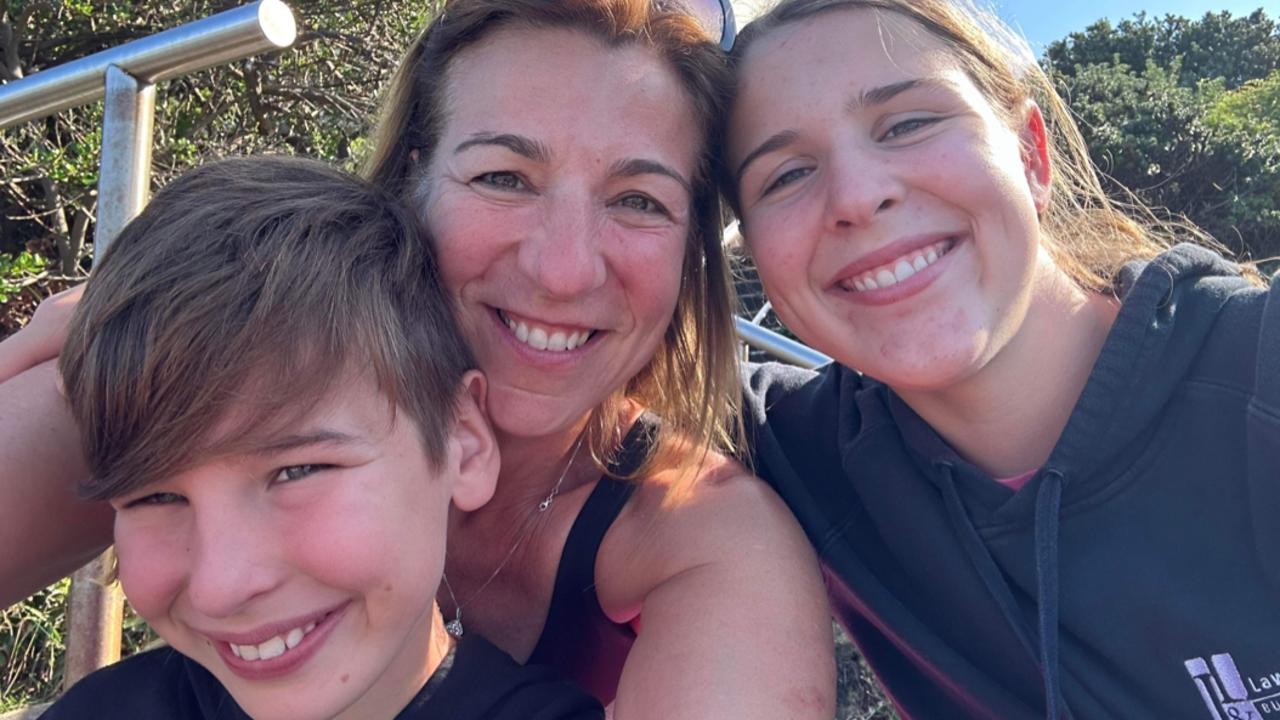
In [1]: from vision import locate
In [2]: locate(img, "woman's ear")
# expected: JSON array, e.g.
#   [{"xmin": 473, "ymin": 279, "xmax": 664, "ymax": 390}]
[
  {"xmin": 1018, "ymin": 100, "xmax": 1052, "ymax": 213},
  {"xmin": 446, "ymin": 370, "xmax": 499, "ymax": 512}
]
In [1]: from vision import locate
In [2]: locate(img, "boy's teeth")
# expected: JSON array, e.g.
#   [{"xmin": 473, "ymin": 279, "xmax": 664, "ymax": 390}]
[
  {"xmin": 841, "ymin": 239, "xmax": 952, "ymax": 293},
  {"xmin": 500, "ymin": 312, "xmax": 592, "ymax": 352},
  {"xmin": 229, "ymin": 620, "xmax": 319, "ymax": 662}
]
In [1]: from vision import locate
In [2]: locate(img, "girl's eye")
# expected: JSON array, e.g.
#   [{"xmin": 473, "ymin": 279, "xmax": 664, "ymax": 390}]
[
  {"xmin": 763, "ymin": 167, "xmax": 813, "ymax": 196},
  {"xmin": 472, "ymin": 171, "xmax": 526, "ymax": 191},
  {"xmin": 274, "ymin": 464, "xmax": 329, "ymax": 483},
  {"xmin": 122, "ymin": 491, "xmax": 186, "ymax": 509},
  {"xmin": 615, "ymin": 193, "xmax": 668, "ymax": 216},
  {"xmin": 882, "ymin": 117, "xmax": 938, "ymax": 140}
]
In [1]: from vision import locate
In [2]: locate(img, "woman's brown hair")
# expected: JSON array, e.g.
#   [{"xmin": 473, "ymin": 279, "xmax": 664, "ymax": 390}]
[{"xmin": 363, "ymin": 0, "xmax": 743, "ymax": 485}]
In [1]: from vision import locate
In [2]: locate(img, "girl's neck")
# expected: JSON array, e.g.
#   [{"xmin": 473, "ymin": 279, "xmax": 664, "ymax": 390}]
[{"xmin": 897, "ymin": 254, "xmax": 1120, "ymax": 478}]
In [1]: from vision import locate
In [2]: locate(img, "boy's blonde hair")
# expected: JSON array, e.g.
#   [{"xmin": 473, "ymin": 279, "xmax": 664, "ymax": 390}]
[{"xmin": 61, "ymin": 156, "xmax": 475, "ymax": 500}]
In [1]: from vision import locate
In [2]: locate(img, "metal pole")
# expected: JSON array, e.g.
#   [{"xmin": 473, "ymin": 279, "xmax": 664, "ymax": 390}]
[
  {"xmin": 62, "ymin": 66, "xmax": 156, "ymax": 689},
  {"xmin": 0, "ymin": 0, "xmax": 296, "ymax": 129},
  {"xmin": 95, "ymin": 66, "xmax": 156, "ymax": 255},
  {"xmin": 63, "ymin": 550, "xmax": 123, "ymax": 689},
  {"xmin": 735, "ymin": 317, "xmax": 831, "ymax": 369}
]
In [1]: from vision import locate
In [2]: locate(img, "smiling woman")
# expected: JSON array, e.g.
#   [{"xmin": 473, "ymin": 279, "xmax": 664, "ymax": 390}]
[
  {"xmin": 0, "ymin": 0, "xmax": 836, "ymax": 718},
  {"xmin": 724, "ymin": 0, "xmax": 1280, "ymax": 718},
  {"xmin": 358, "ymin": 2, "xmax": 836, "ymax": 715}
]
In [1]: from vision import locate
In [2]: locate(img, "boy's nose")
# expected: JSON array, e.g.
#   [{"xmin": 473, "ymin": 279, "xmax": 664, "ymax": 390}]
[{"xmin": 184, "ymin": 505, "xmax": 281, "ymax": 619}]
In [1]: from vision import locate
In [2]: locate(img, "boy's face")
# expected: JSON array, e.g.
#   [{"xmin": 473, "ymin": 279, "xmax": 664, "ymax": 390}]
[{"xmin": 109, "ymin": 372, "xmax": 496, "ymax": 720}]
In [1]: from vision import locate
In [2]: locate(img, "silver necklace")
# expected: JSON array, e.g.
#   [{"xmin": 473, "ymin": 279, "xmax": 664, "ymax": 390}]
[{"xmin": 440, "ymin": 432, "xmax": 586, "ymax": 638}]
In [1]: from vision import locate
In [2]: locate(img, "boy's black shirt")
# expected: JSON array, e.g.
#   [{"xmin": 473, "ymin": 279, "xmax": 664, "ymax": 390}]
[
  {"xmin": 41, "ymin": 633, "xmax": 604, "ymax": 720},
  {"xmin": 742, "ymin": 245, "xmax": 1280, "ymax": 719}
]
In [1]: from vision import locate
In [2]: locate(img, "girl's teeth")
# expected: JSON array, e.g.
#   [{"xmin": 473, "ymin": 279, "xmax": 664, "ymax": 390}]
[
  {"xmin": 527, "ymin": 327, "xmax": 549, "ymax": 350},
  {"xmin": 893, "ymin": 260, "xmax": 915, "ymax": 282},
  {"xmin": 843, "ymin": 239, "xmax": 952, "ymax": 292}
]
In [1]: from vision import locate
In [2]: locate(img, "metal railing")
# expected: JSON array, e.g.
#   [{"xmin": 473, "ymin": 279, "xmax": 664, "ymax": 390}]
[{"xmin": 0, "ymin": 0, "xmax": 297, "ymax": 687}]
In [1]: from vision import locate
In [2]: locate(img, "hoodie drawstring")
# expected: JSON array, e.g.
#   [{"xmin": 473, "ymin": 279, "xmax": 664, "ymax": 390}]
[
  {"xmin": 938, "ymin": 461, "xmax": 1068, "ymax": 719},
  {"xmin": 1034, "ymin": 469, "xmax": 1065, "ymax": 720}
]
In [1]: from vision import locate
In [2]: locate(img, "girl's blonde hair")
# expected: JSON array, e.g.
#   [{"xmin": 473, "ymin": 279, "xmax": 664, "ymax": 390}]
[{"xmin": 726, "ymin": 0, "xmax": 1255, "ymax": 292}]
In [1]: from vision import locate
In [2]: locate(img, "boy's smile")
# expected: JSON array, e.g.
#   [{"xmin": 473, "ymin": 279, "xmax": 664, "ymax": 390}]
[{"xmin": 109, "ymin": 372, "xmax": 493, "ymax": 720}]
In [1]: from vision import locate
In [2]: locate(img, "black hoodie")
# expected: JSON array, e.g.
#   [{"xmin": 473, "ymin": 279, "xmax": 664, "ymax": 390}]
[
  {"xmin": 41, "ymin": 633, "xmax": 604, "ymax": 720},
  {"xmin": 743, "ymin": 245, "xmax": 1280, "ymax": 719}
]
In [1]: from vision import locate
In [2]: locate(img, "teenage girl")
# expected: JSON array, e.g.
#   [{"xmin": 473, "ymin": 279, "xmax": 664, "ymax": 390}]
[{"xmin": 723, "ymin": 0, "xmax": 1280, "ymax": 717}]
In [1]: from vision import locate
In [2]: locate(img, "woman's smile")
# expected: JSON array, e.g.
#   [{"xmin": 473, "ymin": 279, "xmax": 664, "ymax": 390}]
[{"xmin": 423, "ymin": 26, "xmax": 697, "ymax": 438}]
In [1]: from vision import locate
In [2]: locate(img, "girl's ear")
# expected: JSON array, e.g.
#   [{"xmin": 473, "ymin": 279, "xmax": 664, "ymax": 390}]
[
  {"xmin": 447, "ymin": 370, "xmax": 499, "ymax": 512},
  {"xmin": 1018, "ymin": 100, "xmax": 1052, "ymax": 213}
]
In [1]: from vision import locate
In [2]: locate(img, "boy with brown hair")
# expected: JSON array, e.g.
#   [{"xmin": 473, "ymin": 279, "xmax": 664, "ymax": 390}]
[{"xmin": 44, "ymin": 156, "xmax": 603, "ymax": 720}]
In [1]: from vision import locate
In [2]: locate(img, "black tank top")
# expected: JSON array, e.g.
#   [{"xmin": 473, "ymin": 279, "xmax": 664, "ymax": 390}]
[{"xmin": 526, "ymin": 417, "xmax": 654, "ymax": 704}]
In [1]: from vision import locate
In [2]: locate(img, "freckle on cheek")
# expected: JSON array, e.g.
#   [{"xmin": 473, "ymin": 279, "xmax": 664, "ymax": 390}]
[{"xmin": 341, "ymin": 674, "xmax": 349, "ymax": 683}]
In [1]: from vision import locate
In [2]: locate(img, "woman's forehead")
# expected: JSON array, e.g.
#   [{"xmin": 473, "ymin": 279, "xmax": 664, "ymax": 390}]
[{"xmin": 440, "ymin": 26, "xmax": 698, "ymax": 148}]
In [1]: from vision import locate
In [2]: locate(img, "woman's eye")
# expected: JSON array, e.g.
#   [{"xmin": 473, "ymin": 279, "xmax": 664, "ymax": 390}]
[
  {"xmin": 763, "ymin": 167, "xmax": 812, "ymax": 196},
  {"xmin": 274, "ymin": 464, "xmax": 329, "ymax": 483},
  {"xmin": 615, "ymin": 193, "xmax": 668, "ymax": 216},
  {"xmin": 472, "ymin": 171, "xmax": 526, "ymax": 191},
  {"xmin": 122, "ymin": 491, "xmax": 186, "ymax": 509},
  {"xmin": 882, "ymin": 117, "xmax": 938, "ymax": 140}
]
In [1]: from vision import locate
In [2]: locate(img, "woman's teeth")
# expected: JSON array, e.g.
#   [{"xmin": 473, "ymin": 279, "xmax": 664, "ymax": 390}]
[
  {"xmin": 229, "ymin": 621, "xmax": 317, "ymax": 662},
  {"xmin": 841, "ymin": 238, "xmax": 954, "ymax": 292},
  {"xmin": 501, "ymin": 312, "xmax": 593, "ymax": 351}
]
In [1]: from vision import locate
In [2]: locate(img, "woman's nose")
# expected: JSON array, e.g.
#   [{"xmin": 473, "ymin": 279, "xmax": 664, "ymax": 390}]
[{"xmin": 517, "ymin": 192, "xmax": 607, "ymax": 298}]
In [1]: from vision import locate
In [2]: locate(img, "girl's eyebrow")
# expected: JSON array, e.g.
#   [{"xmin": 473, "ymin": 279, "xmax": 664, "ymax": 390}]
[
  {"xmin": 454, "ymin": 132, "xmax": 551, "ymax": 163},
  {"xmin": 735, "ymin": 129, "xmax": 798, "ymax": 184},
  {"xmin": 735, "ymin": 77, "xmax": 958, "ymax": 183}
]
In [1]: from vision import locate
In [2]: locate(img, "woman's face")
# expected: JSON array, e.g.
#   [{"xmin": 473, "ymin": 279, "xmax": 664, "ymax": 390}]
[
  {"xmin": 422, "ymin": 26, "xmax": 700, "ymax": 438},
  {"xmin": 728, "ymin": 9, "xmax": 1051, "ymax": 391}
]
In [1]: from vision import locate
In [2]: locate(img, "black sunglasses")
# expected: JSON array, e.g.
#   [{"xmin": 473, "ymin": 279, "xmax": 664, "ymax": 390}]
[{"xmin": 664, "ymin": 0, "xmax": 737, "ymax": 51}]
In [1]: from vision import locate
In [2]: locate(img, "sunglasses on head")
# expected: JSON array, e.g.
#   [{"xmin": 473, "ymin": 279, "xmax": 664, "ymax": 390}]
[{"xmin": 663, "ymin": 0, "xmax": 737, "ymax": 51}]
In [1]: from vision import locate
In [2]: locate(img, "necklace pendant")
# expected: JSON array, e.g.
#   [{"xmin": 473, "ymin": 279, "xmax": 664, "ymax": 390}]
[
  {"xmin": 538, "ymin": 497, "xmax": 553, "ymax": 512},
  {"xmin": 445, "ymin": 617, "xmax": 464, "ymax": 638}
]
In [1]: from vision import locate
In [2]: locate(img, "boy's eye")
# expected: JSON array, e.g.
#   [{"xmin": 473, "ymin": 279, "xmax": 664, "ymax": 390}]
[
  {"xmin": 472, "ymin": 171, "xmax": 526, "ymax": 191},
  {"xmin": 882, "ymin": 117, "xmax": 939, "ymax": 141},
  {"xmin": 274, "ymin": 464, "xmax": 329, "ymax": 483},
  {"xmin": 122, "ymin": 491, "xmax": 186, "ymax": 509}
]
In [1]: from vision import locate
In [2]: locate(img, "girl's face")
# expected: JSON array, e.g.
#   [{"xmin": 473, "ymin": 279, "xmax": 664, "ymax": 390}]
[
  {"xmin": 422, "ymin": 26, "xmax": 700, "ymax": 439},
  {"xmin": 728, "ymin": 9, "xmax": 1051, "ymax": 391}
]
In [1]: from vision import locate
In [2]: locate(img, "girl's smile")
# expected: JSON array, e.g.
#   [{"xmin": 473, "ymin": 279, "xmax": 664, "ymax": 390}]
[{"xmin": 729, "ymin": 8, "xmax": 1052, "ymax": 390}]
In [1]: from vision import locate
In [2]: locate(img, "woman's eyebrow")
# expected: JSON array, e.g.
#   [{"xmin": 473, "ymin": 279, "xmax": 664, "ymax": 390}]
[
  {"xmin": 454, "ymin": 132, "xmax": 551, "ymax": 162},
  {"xmin": 610, "ymin": 158, "xmax": 692, "ymax": 195}
]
